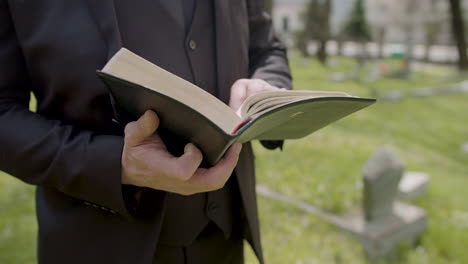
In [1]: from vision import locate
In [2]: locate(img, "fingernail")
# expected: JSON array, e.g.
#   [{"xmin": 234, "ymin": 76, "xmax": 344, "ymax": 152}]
[{"xmin": 233, "ymin": 143, "xmax": 242, "ymax": 155}]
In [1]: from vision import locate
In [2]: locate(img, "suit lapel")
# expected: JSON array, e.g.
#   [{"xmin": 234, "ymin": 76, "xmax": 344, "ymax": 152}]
[
  {"xmin": 160, "ymin": 0, "xmax": 185, "ymax": 30},
  {"xmin": 213, "ymin": 0, "xmax": 234, "ymax": 104}
]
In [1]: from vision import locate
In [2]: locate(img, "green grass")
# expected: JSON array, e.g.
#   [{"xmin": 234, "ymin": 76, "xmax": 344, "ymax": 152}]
[
  {"xmin": 2, "ymin": 55, "xmax": 468, "ymax": 263},
  {"xmin": 0, "ymin": 176, "xmax": 36, "ymax": 264},
  {"xmin": 245, "ymin": 55, "xmax": 468, "ymax": 264}
]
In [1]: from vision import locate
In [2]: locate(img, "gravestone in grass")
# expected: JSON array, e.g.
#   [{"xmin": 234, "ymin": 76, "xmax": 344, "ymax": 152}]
[
  {"xmin": 462, "ymin": 142, "xmax": 468, "ymax": 153},
  {"xmin": 256, "ymin": 147, "xmax": 429, "ymax": 258},
  {"xmin": 362, "ymin": 148, "xmax": 404, "ymax": 220},
  {"xmin": 398, "ymin": 171, "xmax": 429, "ymax": 201},
  {"xmin": 336, "ymin": 147, "xmax": 427, "ymax": 258}
]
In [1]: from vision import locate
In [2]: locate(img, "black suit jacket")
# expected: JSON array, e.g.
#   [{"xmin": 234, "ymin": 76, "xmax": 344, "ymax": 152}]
[{"xmin": 0, "ymin": 0, "xmax": 291, "ymax": 263}]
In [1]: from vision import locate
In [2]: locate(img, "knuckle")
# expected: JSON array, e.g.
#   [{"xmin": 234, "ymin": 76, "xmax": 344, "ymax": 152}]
[{"xmin": 124, "ymin": 122, "xmax": 136, "ymax": 135}]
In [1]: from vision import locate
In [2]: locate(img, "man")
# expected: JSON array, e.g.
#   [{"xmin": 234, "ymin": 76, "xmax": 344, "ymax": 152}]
[{"xmin": 0, "ymin": 0, "xmax": 291, "ymax": 263}]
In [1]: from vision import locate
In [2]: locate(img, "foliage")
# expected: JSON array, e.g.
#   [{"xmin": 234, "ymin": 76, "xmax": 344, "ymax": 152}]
[
  {"xmin": 341, "ymin": 0, "xmax": 371, "ymax": 42},
  {"xmin": 296, "ymin": 0, "xmax": 331, "ymax": 64}
]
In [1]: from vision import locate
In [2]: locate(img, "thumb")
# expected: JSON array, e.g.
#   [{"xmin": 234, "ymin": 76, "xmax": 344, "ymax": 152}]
[{"xmin": 124, "ymin": 110, "xmax": 160, "ymax": 146}]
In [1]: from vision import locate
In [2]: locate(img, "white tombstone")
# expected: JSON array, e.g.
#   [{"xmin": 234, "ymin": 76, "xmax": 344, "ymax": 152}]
[
  {"xmin": 461, "ymin": 142, "xmax": 468, "ymax": 153},
  {"xmin": 398, "ymin": 171, "xmax": 430, "ymax": 201}
]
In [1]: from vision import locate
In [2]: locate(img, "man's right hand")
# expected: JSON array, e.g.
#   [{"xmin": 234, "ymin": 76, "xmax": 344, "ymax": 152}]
[{"xmin": 121, "ymin": 110, "xmax": 242, "ymax": 195}]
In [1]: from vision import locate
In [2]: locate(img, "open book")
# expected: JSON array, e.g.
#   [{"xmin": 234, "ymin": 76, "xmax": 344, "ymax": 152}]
[{"xmin": 97, "ymin": 48, "xmax": 376, "ymax": 164}]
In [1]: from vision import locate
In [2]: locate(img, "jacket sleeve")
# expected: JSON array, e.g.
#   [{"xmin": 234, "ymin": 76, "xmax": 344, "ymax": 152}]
[
  {"xmin": 247, "ymin": 0, "xmax": 293, "ymax": 150},
  {"xmin": 247, "ymin": 0, "xmax": 292, "ymax": 90},
  {"xmin": 0, "ymin": 1, "xmax": 134, "ymax": 218}
]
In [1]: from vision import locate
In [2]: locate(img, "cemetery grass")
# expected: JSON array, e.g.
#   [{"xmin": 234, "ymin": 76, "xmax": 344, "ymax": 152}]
[
  {"xmin": 1, "ymin": 56, "xmax": 468, "ymax": 264},
  {"xmin": 246, "ymin": 56, "xmax": 468, "ymax": 264}
]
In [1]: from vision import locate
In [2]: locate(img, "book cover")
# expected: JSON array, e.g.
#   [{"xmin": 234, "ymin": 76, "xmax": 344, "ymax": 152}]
[{"xmin": 97, "ymin": 71, "xmax": 376, "ymax": 164}]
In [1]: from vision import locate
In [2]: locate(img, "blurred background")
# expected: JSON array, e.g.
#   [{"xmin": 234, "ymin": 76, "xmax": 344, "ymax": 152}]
[{"xmin": 1, "ymin": 0, "xmax": 468, "ymax": 263}]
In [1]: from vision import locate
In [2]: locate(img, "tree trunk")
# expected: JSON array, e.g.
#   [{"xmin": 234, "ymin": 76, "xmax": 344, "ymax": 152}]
[
  {"xmin": 376, "ymin": 27, "xmax": 386, "ymax": 59},
  {"xmin": 424, "ymin": 26, "xmax": 437, "ymax": 62},
  {"xmin": 316, "ymin": 40, "xmax": 328, "ymax": 64},
  {"xmin": 315, "ymin": 0, "xmax": 331, "ymax": 64},
  {"xmin": 448, "ymin": 0, "xmax": 468, "ymax": 70},
  {"xmin": 337, "ymin": 37, "xmax": 344, "ymax": 56}
]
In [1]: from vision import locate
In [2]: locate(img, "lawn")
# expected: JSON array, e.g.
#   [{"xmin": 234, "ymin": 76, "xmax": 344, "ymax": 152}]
[
  {"xmin": 1, "ymin": 55, "xmax": 468, "ymax": 264},
  {"xmin": 247, "ymin": 55, "xmax": 468, "ymax": 264}
]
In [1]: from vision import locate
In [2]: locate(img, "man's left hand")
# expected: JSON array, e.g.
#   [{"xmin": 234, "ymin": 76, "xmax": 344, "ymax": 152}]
[{"xmin": 228, "ymin": 79, "xmax": 285, "ymax": 111}]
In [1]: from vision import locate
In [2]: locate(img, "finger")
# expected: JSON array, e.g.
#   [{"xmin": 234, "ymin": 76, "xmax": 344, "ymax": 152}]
[
  {"xmin": 125, "ymin": 110, "xmax": 160, "ymax": 147},
  {"xmin": 188, "ymin": 143, "xmax": 242, "ymax": 191},
  {"xmin": 245, "ymin": 80, "xmax": 271, "ymax": 97},
  {"xmin": 229, "ymin": 80, "xmax": 248, "ymax": 111},
  {"xmin": 164, "ymin": 143, "xmax": 203, "ymax": 181}
]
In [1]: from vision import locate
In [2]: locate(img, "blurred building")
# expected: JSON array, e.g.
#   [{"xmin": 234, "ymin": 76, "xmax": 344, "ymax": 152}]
[
  {"xmin": 366, "ymin": 0, "xmax": 457, "ymax": 45},
  {"xmin": 272, "ymin": 0, "xmax": 468, "ymax": 61}
]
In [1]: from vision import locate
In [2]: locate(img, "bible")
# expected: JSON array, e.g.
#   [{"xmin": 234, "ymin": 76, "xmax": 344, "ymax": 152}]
[{"xmin": 97, "ymin": 48, "xmax": 376, "ymax": 164}]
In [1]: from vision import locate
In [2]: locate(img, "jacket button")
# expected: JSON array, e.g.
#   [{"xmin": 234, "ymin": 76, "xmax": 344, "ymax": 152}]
[{"xmin": 189, "ymin": 40, "xmax": 197, "ymax": 50}]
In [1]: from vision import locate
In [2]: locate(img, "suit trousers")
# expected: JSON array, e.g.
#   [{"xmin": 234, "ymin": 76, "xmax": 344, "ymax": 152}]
[{"xmin": 153, "ymin": 223, "xmax": 244, "ymax": 264}]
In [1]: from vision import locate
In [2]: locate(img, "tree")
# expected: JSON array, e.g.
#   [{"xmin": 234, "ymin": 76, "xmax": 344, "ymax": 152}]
[
  {"xmin": 315, "ymin": 0, "xmax": 331, "ymax": 64},
  {"xmin": 423, "ymin": 0, "xmax": 443, "ymax": 62},
  {"xmin": 424, "ymin": 20, "xmax": 442, "ymax": 62},
  {"xmin": 342, "ymin": 0, "xmax": 371, "ymax": 63},
  {"xmin": 296, "ymin": 0, "xmax": 332, "ymax": 64},
  {"xmin": 401, "ymin": 0, "xmax": 417, "ymax": 78},
  {"xmin": 375, "ymin": 27, "xmax": 386, "ymax": 59},
  {"xmin": 448, "ymin": 0, "xmax": 468, "ymax": 70}
]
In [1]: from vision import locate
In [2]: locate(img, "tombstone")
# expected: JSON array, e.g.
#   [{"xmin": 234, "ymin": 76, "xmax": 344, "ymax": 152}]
[
  {"xmin": 256, "ymin": 147, "xmax": 429, "ymax": 258},
  {"xmin": 461, "ymin": 142, "xmax": 468, "ymax": 153},
  {"xmin": 411, "ymin": 87, "xmax": 436, "ymax": 97},
  {"xmin": 366, "ymin": 67, "xmax": 382, "ymax": 82},
  {"xmin": 398, "ymin": 171, "xmax": 430, "ymax": 201},
  {"xmin": 329, "ymin": 72, "xmax": 347, "ymax": 82},
  {"xmin": 379, "ymin": 90, "xmax": 404, "ymax": 102},
  {"xmin": 334, "ymin": 147, "xmax": 427, "ymax": 258},
  {"xmin": 459, "ymin": 80, "xmax": 468, "ymax": 92},
  {"xmin": 362, "ymin": 148, "xmax": 404, "ymax": 221}
]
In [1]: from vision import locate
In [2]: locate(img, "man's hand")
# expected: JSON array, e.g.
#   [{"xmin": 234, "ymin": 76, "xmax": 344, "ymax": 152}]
[
  {"xmin": 229, "ymin": 79, "xmax": 286, "ymax": 111},
  {"xmin": 121, "ymin": 110, "xmax": 242, "ymax": 195}
]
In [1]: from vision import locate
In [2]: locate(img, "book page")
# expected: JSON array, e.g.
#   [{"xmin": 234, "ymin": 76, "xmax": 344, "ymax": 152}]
[
  {"xmin": 246, "ymin": 96, "xmax": 307, "ymax": 116},
  {"xmin": 102, "ymin": 48, "xmax": 241, "ymax": 133},
  {"xmin": 237, "ymin": 90, "xmax": 353, "ymax": 120}
]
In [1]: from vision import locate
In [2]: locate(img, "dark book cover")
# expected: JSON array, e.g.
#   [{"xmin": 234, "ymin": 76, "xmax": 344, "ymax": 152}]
[{"xmin": 97, "ymin": 71, "xmax": 376, "ymax": 164}]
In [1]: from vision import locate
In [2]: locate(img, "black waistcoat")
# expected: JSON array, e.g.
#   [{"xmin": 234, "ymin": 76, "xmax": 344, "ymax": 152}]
[{"xmin": 113, "ymin": 0, "xmax": 241, "ymax": 246}]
